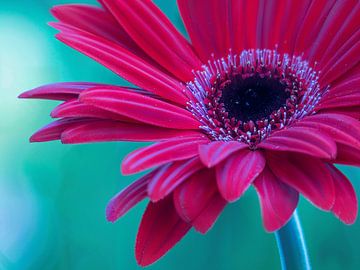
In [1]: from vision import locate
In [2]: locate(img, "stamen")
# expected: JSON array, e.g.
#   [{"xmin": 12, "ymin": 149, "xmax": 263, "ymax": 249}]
[{"xmin": 186, "ymin": 49, "xmax": 328, "ymax": 146}]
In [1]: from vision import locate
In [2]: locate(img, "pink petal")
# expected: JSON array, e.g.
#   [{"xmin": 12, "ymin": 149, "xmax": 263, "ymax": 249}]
[
  {"xmin": 263, "ymin": 0, "xmax": 311, "ymax": 53},
  {"xmin": 51, "ymin": 99, "xmax": 136, "ymax": 121},
  {"xmin": 294, "ymin": 113, "xmax": 360, "ymax": 149},
  {"xmin": 106, "ymin": 170, "xmax": 156, "ymax": 222},
  {"xmin": 327, "ymin": 164, "xmax": 358, "ymax": 224},
  {"xmin": 320, "ymin": 27, "xmax": 360, "ymax": 85},
  {"xmin": 319, "ymin": 107, "xmax": 360, "ymax": 120},
  {"xmin": 317, "ymin": 2, "xmax": 359, "ymax": 66},
  {"xmin": 198, "ymin": 141, "xmax": 249, "ymax": 168},
  {"xmin": 335, "ymin": 143, "xmax": 360, "ymax": 167},
  {"xmin": 122, "ymin": 137, "xmax": 208, "ymax": 175},
  {"xmin": 52, "ymin": 22, "xmax": 189, "ymax": 105},
  {"xmin": 135, "ymin": 197, "xmax": 191, "ymax": 266},
  {"xmin": 19, "ymin": 82, "xmax": 104, "ymax": 101},
  {"xmin": 51, "ymin": 4, "xmax": 151, "ymax": 61},
  {"xmin": 258, "ymin": 126, "xmax": 337, "ymax": 159},
  {"xmin": 316, "ymin": 94, "xmax": 360, "ymax": 110},
  {"xmin": 177, "ymin": 0, "xmax": 229, "ymax": 61},
  {"xmin": 79, "ymin": 87, "xmax": 200, "ymax": 129},
  {"xmin": 102, "ymin": 0, "xmax": 201, "ymax": 81},
  {"xmin": 147, "ymin": 157, "xmax": 204, "ymax": 202},
  {"xmin": 322, "ymin": 77, "xmax": 360, "ymax": 101},
  {"xmin": 29, "ymin": 118, "xmax": 98, "ymax": 142},
  {"xmin": 173, "ymin": 169, "xmax": 226, "ymax": 234},
  {"xmin": 253, "ymin": 167, "xmax": 299, "ymax": 232},
  {"xmin": 302, "ymin": 1, "xmax": 356, "ymax": 64},
  {"xmin": 267, "ymin": 152, "xmax": 335, "ymax": 211},
  {"xmin": 294, "ymin": 0, "xmax": 337, "ymax": 57},
  {"xmin": 61, "ymin": 120, "xmax": 205, "ymax": 144},
  {"xmin": 216, "ymin": 150, "xmax": 266, "ymax": 202}
]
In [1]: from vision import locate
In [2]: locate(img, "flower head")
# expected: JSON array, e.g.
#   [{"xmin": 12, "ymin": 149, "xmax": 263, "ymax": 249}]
[{"xmin": 20, "ymin": 0, "xmax": 359, "ymax": 266}]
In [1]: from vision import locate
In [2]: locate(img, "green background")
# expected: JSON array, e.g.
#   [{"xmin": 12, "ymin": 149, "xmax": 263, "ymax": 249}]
[{"xmin": 0, "ymin": 1, "xmax": 359, "ymax": 269}]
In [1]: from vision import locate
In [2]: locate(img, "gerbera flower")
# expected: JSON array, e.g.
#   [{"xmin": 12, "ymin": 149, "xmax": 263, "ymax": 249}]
[{"xmin": 20, "ymin": 0, "xmax": 359, "ymax": 266}]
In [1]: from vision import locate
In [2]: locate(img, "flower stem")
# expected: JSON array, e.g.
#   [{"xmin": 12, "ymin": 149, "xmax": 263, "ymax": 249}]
[{"xmin": 274, "ymin": 210, "xmax": 311, "ymax": 270}]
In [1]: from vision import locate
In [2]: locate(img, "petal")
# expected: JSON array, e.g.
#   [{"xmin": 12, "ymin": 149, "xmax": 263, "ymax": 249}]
[
  {"xmin": 320, "ymin": 3, "xmax": 360, "ymax": 65},
  {"xmin": 267, "ymin": 152, "xmax": 335, "ymax": 211},
  {"xmin": 320, "ymin": 28, "xmax": 360, "ymax": 85},
  {"xmin": 327, "ymin": 164, "xmax": 358, "ymax": 224},
  {"xmin": 135, "ymin": 197, "xmax": 191, "ymax": 267},
  {"xmin": 198, "ymin": 141, "xmax": 249, "ymax": 168},
  {"xmin": 122, "ymin": 137, "xmax": 208, "ymax": 175},
  {"xmin": 52, "ymin": 22, "xmax": 189, "ymax": 105},
  {"xmin": 19, "ymin": 82, "xmax": 103, "ymax": 101},
  {"xmin": 147, "ymin": 157, "xmax": 204, "ymax": 202},
  {"xmin": 262, "ymin": 0, "xmax": 311, "ymax": 53},
  {"xmin": 79, "ymin": 87, "xmax": 200, "ymax": 129},
  {"xmin": 294, "ymin": 113, "xmax": 360, "ymax": 150},
  {"xmin": 102, "ymin": 0, "xmax": 201, "ymax": 81},
  {"xmin": 177, "ymin": 0, "xmax": 230, "ymax": 61},
  {"xmin": 316, "ymin": 94, "xmax": 360, "ymax": 110},
  {"xmin": 173, "ymin": 169, "xmax": 226, "ymax": 234},
  {"xmin": 258, "ymin": 126, "xmax": 337, "ymax": 159},
  {"xmin": 335, "ymin": 143, "xmax": 360, "ymax": 167},
  {"xmin": 50, "ymin": 85, "xmax": 163, "ymax": 121},
  {"xmin": 294, "ymin": 0, "xmax": 337, "ymax": 56},
  {"xmin": 106, "ymin": 170, "xmax": 156, "ymax": 222},
  {"xmin": 320, "ymin": 107, "xmax": 360, "ymax": 120},
  {"xmin": 51, "ymin": 4, "xmax": 151, "ymax": 60},
  {"xmin": 29, "ymin": 118, "xmax": 98, "ymax": 142},
  {"xmin": 301, "ymin": 0, "xmax": 357, "ymax": 64},
  {"xmin": 51, "ymin": 99, "xmax": 136, "ymax": 121},
  {"xmin": 253, "ymin": 167, "xmax": 299, "ymax": 232},
  {"xmin": 322, "ymin": 77, "xmax": 360, "ymax": 101},
  {"xmin": 61, "ymin": 121, "xmax": 205, "ymax": 144},
  {"xmin": 216, "ymin": 150, "xmax": 266, "ymax": 202}
]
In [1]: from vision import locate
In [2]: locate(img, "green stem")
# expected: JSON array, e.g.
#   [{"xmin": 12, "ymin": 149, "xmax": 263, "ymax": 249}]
[{"xmin": 275, "ymin": 210, "xmax": 311, "ymax": 270}]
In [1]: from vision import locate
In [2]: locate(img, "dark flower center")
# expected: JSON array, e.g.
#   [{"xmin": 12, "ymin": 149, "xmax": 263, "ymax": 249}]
[
  {"xmin": 186, "ymin": 49, "xmax": 324, "ymax": 145},
  {"xmin": 220, "ymin": 75, "xmax": 290, "ymax": 122}
]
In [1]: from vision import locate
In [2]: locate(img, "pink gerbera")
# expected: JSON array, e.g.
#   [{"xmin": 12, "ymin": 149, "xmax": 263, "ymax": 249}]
[{"xmin": 20, "ymin": 0, "xmax": 359, "ymax": 266}]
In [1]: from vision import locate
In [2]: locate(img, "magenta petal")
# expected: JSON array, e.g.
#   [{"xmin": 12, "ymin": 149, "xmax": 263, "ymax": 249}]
[
  {"xmin": 253, "ymin": 167, "xmax": 299, "ymax": 232},
  {"xmin": 216, "ymin": 150, "xmax": 266, "ymax": 202},
  {"xmin": 79, "ymin": 87, "xmax": 201, "ymax": 129},
  {"xmin": 327, "ymin": 164, "xmax": 358, "ymax": 224},
  {"xmin": 173, "ymin": 169, "xmax": 226, "ymax": 234},
  {"xmin": 322, "ymin": 77, "xmax": 360, "ymax": 101},
  {"xmin": 335, "ymin": 143, "xmax": 360, "ymax": 167},
  {"xmin": 267, "ymin": 152, "xmax": 335, "ymax": 211},
  {"xmin": 52, "ymin": 22, "xmax": 189, "ymax": 105},
  {"xmin": 19, "ymin": 82, "xmax": 104, "ymax": 101},
  {"xmin": 259, "ymin": 126, "xmax": 337, "ymax": 159},
  {"xmin": 29, "ymin": 118, "xmax": 98, "ymax": 142},
  {"xmin": 122, "ymin": 137, "xmax": 208, "ymax": 175},
  {"xmin": 106, "ymin": 170, "xmax": 156, "ymax": 222},
  {"xmin": 51, "ymin": 4, "xmax": 148, "ymax": 58},
  {"xmin": 51, "ymin": 99, "xmax": 135, "ymax": 121},
  {"xmin": 317, "ymin": 94, "xmax": 360, "ymax": 110},
  {"xmin": 198, "ymin": 141, "xmax": 249, "ymax": 168},
  {"xmin": 294, "ymin": 113, "xmax": 360, "ymax": 149},
  {"xmin": 102, "ymin": 0, "xmax": 201, "ymax": 81},
  {"xmin": 61, "ymin": 121, "xmax": 204, "ymax": 144},
  {"xmin": 135, "ymin": 197, "xmax": 191, "ymax": 267},
  {"xmin": 147, "ymin": 157, "xmax": 204, "ymax": 202}
]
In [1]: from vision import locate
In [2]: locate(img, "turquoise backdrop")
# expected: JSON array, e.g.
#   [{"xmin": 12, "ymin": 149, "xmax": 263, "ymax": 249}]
[{"xmin": 0, "ymin": 1, "xmax": 359, "ymax": 269}]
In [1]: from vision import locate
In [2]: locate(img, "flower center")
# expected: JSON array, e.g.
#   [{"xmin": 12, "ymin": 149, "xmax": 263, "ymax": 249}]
[
  {"xmin": 219, "ymin": 75, "xmax": 290, "ymax": 122},
  {"xmin": 186, "ymin": 49, "xmax": 326, "ymax": 145}
]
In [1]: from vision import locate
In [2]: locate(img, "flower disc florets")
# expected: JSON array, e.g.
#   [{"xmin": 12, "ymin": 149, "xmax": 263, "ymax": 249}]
[{"xmin": 186, "ymin": 49, "xmax": 326, "ymax": 146}]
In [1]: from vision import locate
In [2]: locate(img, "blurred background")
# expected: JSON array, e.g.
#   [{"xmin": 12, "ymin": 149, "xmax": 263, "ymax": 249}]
[{"xmin": 0, "ymin": 0, "xmax": 359, "ymax": 269}]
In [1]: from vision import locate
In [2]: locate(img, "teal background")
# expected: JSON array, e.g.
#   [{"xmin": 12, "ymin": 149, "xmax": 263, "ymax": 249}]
[{"xmin": 0, "ymin": 1, "xmax": 359, "ymax": 269}]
